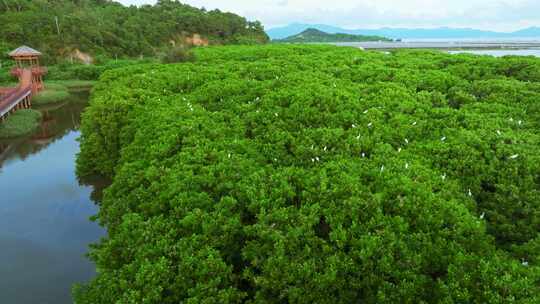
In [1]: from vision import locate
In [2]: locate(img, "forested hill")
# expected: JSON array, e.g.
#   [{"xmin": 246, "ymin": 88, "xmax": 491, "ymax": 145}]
[
  {"xmin": 0, "ymin": 0, "xmax": 269, "ymax": 62},
  {"xmin": 277, "ymin": 28, "xmax": 391, "ymax": 43}
]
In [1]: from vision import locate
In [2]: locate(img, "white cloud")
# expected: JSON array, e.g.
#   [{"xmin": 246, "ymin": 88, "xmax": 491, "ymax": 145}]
[{"xmin": 118, "ymin": 0, "xmax": 540, "ymax": 31}]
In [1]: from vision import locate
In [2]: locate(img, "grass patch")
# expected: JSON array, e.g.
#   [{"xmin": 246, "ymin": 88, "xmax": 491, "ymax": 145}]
[
  {"xmin": 33, "ymin": 89, "xmax": 70, "ymax": 106},
  {"xmin": 44, "ymin": 82, "xmax": 69, "ymax": 91},
  {"xmin": 47, "ymin": 80, "xmax": 96, "ymax": 91},
  {"xmin": 0, "ymin": 109, "xmax": 42, "ymax": 139}
]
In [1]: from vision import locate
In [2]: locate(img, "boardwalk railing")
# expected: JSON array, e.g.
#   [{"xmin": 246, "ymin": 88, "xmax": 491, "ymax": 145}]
[
  {"xmin": 0, "ymin": 86, "xmax": 32, "ymax": 118},
  {"xmin": 0, "ymin": 68, "xmax": 34, "ymax": 120}
]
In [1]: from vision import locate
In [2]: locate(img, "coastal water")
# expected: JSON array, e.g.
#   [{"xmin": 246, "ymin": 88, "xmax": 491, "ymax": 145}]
[
  {"xmin": 449, "ymin": 49, "xmax": 540, "ymax": 57},
  {"xmin": 0, "ymin": 94, "xmax": 105, "ymax": 304}
]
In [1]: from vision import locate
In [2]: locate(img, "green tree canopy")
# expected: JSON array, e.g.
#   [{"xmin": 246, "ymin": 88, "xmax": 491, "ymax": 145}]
[
  {"xmin": 75, "ymin": 45, "xmax": 540, "ymax": 303},
  {"xmin": 0, "ymin": 0, "xmax": 269, "ymax": 62}
]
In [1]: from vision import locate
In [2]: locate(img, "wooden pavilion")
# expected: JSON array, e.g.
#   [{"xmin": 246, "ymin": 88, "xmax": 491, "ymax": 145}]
[
  {"xmin": 0, "ymin": 46, "xmax": 47, "ymax": 120},
  {"xmin": 8, "ymin": 45, "xmax": 47, "ymax": 93}
]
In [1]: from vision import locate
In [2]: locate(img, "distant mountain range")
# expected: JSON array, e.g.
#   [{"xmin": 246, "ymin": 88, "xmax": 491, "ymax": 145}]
[
  {"xmin": 276, "ymin": 28, "xmax": 391, "ymax": 43},
  {"xmin": 267, "ymin": 23, "xmax": 540, "ymax": 40}
]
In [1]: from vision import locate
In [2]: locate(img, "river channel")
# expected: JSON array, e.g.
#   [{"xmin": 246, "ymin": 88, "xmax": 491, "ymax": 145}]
[{"xmin": 0, "ymin": 92, "xmax": 105, "ymax": 304}]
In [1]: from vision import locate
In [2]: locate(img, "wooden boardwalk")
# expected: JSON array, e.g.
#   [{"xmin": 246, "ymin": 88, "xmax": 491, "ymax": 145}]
[{"xmin": 0, "ymin": 68, "xmax": 33, "ymax": 120}]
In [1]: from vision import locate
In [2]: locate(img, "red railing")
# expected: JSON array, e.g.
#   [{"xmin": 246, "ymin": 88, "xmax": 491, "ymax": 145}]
[
  {"xmin": 0, "ymin": 86, "xmax": 31, "ymax": 117},
  {"xmin": 10, "ymin": 66, "xmax": 47, "ymax": 77},
  {"xmin": 1, "ymin": 69, "xmax": 33, "ymax": 118},
  {"xmin": 32, "ymin": 66, "xmax": 47, "ymax": 75}
]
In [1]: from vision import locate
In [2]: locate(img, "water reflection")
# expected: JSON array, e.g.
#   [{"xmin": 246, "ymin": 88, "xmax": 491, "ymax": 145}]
[
  {"xmin": 0, "ymin": 92, "xmax": 86, "ymax": 168},
  {"xmin": 0, "ymin": 92, "xmax": 106, "ymax": 304}
]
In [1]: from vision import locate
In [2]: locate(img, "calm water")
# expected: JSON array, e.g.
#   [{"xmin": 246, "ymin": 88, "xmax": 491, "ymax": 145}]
[
  {"xmin": 0, "ymin": 94, "xmax": 105, "ymax": 304},
  {"xmin": 449, "ymin": 49, "xmax": 540, "ymax": 57}
]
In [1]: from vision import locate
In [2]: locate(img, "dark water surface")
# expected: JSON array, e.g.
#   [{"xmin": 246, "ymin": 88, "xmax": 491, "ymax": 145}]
[{"xmin": 0, "ymin": 94, "xmax": 105, "ymax": 304}]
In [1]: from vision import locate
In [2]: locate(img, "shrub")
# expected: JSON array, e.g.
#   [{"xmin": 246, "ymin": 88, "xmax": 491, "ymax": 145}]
[{"xmin": 161, "ymin": 46, "xmax": 196, "ymax": 63}]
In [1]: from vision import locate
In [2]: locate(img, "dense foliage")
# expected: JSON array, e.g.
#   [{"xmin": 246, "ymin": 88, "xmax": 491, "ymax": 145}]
[
  {"xmin": 76, "ymin": 45, "xmax": 540, "ymax": 303},
  {"xmin": 0, "ymin": 0, "xmax": 268, "ymax": 62},
  {"xmin": 276, "ymin": 28, "xmax": 391, "ymax": 43},
  {"xmin": 0, "ymin": 59, "xmax": 153, "ymax": 85}
]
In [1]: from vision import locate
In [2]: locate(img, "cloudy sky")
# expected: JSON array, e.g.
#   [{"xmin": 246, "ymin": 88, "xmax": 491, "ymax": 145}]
[{"xmin": 118, "ymin": 0, "xmax": 540, "ymax": 31}]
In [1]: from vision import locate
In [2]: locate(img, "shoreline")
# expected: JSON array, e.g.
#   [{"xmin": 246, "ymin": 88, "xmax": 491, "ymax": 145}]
[{"xmin": 333, "ymin": 41, "xmax": 540, "ymax": 50}]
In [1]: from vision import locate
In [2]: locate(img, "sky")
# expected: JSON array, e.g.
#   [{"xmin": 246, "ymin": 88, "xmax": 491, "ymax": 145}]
[{"xmin": 118, "ymin": 0, "xmax": 540, "ymax": 32}]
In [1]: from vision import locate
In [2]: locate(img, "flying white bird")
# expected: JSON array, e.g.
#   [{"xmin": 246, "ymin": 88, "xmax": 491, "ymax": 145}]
[
  {"xmin": 509, "ymin": 154, "xmax": 519, "ymax": 159},
  {"xmin": 363, "ymin": 109, "xmax": 369, "ymax": 114},
  {"xmin": 441, "ymin": 136, "xmax": 447, "ymax": 141},
  {"xmin": 412, "ymin": 121, "xmax": 417, "ymax": 126}
]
